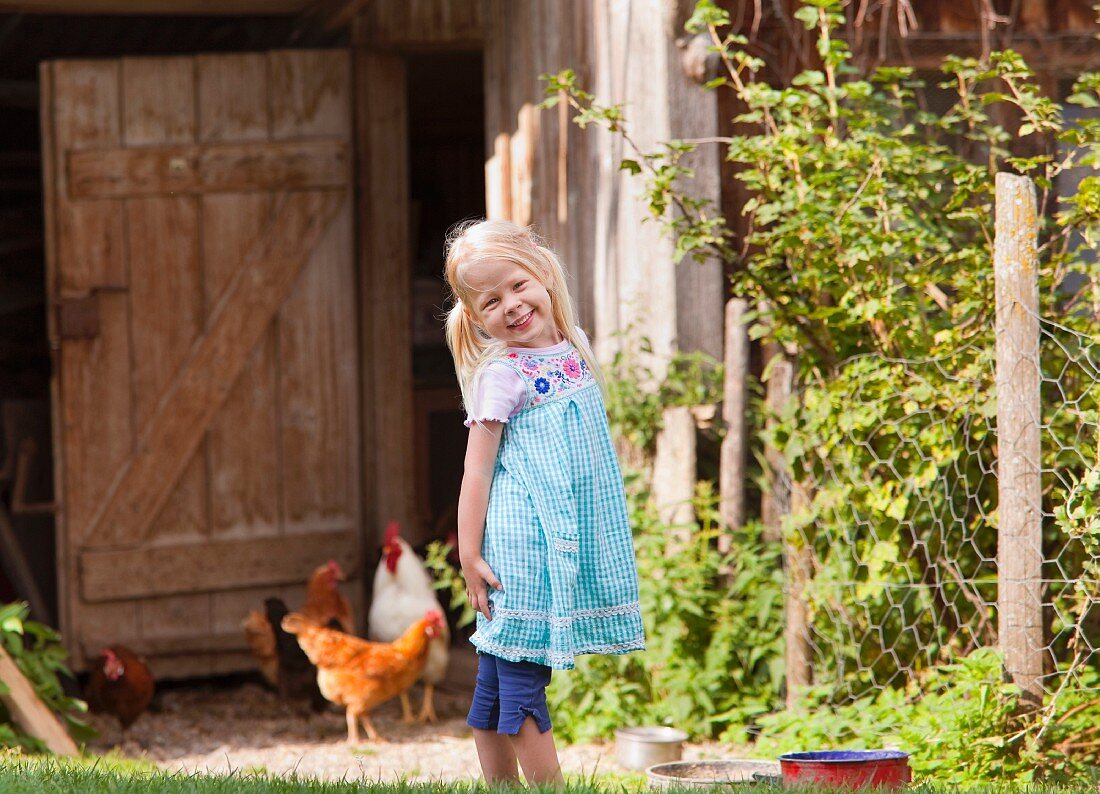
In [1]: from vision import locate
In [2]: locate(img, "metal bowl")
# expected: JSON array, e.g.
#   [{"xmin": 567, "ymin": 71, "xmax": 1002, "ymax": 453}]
[
  {"xmin": 615, "ymin": 726, "xmax": 689, "ymax": 770},
  {"xmin": 647, "ymin": 760, "xmax": 782, "ymax": 789}
]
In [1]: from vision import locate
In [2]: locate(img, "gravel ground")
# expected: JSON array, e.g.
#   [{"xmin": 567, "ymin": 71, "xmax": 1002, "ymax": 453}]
[{"xmin": 83, "ymin": 679, "xmax": 637, "ymax": 784}]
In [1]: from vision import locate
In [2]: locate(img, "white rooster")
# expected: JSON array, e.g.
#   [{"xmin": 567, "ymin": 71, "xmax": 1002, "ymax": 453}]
[{"xmin": 367, "ymin": 520, "xmax": 451, "ymax": 723}]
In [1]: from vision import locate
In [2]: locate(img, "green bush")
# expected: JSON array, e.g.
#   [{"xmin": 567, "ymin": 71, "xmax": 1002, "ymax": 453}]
[
  {"xmin": 544, "ymin": 1, "xmax": 1100, "ymax": 779},
  {"xmin": 752, "ymin": 650, "xmax": 1100, "ymax": 785},
  {"xmin": 0, "ymin": 601, "xmax": 92, "ymax": 751},
  {"xmin": 547, "ymin": 486, "xmax": 785, "ymax": 743}
]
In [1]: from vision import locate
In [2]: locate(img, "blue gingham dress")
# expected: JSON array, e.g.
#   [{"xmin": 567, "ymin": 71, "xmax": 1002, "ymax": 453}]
[{"xmin": 468, "ymin": 342, "xmax": 646, "ymax": 670}]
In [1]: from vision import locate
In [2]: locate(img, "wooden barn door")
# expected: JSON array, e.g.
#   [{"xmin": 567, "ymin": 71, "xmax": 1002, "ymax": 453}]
[{"xmin": 40, "ymin": 50, "xmax": 361, "ymax": 677}]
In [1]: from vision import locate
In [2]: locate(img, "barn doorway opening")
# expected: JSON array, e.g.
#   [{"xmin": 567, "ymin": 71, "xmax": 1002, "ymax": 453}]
[{"xmin": 407, "ymin": 51, "xmax": 484, "ymax": 553}]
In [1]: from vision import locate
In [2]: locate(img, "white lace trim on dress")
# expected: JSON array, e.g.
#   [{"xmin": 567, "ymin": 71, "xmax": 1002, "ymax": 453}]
[
  {"xmin": 492, "ymin": 600, "xmax": 641, "ymax": 626},
  {"xmin": 472, "ymin": 635, "xmax": 647, "ymax": 667}
]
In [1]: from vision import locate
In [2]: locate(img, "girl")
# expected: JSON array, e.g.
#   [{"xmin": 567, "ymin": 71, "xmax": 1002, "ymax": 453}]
[{"xmin": 444, "ymin": 220, "xmax": 646, "ymax": 786}]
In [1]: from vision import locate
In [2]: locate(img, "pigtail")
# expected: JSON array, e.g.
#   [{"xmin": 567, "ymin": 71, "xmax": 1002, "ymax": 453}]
[{"xmin": 445, "ymin": 301, "xmax": 488, "ymax": 410}]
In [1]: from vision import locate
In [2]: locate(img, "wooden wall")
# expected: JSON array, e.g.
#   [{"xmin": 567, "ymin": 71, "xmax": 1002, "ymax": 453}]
[{"xmin": 483, "ymin": 0, "xmax": 725, "ymax": 367}]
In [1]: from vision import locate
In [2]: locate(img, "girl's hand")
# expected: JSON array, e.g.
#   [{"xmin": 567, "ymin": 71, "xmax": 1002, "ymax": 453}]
[{"xmin": 462, "ymin": 557, "xmax": 504, "ymax": 621}]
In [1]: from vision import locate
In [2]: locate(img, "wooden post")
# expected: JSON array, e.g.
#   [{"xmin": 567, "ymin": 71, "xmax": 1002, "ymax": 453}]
[
  {"xmin": 994, "ymin": 172, "xmax": 1044, "ymax": 709},
  {"xmin": 719, "ymin": 298, "xmax": 749, "ymax": 543},
  {"xmin": 762, "ymin": 341, "xmax": 789, "ymax": 545},
  {"xmin": 786, "ymin": 481, "xmax": 813, "ymax": 706},
  {"xmin": 652, "ymin": 406, "xmax": 696, "ymax": 530},
  {"xmin": 763, "ymin": 347, "xmax": 812, "ymax": 705},
  {"xmin": 0, "ymin": 646, "xmax": 79, "ymax": 756}
]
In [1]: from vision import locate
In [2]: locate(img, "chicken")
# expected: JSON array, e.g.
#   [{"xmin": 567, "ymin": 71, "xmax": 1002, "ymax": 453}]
[
  {"xmin": 83, "ymin": 645, "xmax": 155, "ymax": 730},
  {"xmin": 298, "ymin": 560, "xmax": 354, "ymax": 633},
  {"xmin": 242, "ymin": 606, "xmax": 279, "ymax": 687},
  {"xmin": 367, "ymin": 520, "xmax": 451, "ymax": 723},
  {"xmin": 243, "ymin": 559, "xmax": 354, "ymax": 691},
  {"xmin": 282, "ymin": 609, "xmax": 445, "ymax": 743},
  {"xmin": 246, "ymin": 597, "xmax": 330, "ymax": 709}
]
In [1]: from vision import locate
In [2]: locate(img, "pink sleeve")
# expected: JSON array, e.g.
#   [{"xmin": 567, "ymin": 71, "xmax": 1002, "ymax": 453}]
[{"xmin": 464, "ymin": 363, "xmax": 525, "ymax": 428}]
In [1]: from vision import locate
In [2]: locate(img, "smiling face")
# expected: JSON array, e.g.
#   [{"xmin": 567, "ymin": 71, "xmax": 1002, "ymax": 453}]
[{"xmin": 462, "ymin": 258, "xmax": 561, "ymax": 349}]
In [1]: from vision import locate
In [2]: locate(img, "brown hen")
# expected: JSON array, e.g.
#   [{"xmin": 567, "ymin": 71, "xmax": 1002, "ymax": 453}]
[
  {"xmin": 242, "ymin": 560, "xmax": 353, "ymax": 691},
  {"xmin": 83, "ymin": 646, "xmax": 154, "ymax": 730},
  {"xmin": 281, "ymin": 609, "xmax": 444, "ymax": 743}
]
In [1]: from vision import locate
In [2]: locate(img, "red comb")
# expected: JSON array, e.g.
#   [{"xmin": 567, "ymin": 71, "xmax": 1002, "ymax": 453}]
[{"xmin": 384, "ymin": 520, "xmax": 400, "ymax": 544}]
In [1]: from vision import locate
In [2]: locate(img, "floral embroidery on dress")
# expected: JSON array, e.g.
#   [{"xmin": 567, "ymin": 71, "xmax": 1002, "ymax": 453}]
[{"xmin": 500, "ymin": 346, "xmax": 596, "ymax": 409}]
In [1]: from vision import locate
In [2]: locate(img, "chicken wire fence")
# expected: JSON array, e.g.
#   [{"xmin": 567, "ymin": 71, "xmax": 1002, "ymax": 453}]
[{"xmin": 776, "ymin": 287, "xmax": 1100, "ymax": 710}]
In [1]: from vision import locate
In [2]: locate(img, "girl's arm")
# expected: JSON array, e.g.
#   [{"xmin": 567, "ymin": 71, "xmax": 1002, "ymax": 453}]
[{"xmin": 458, "ymin": 420, "xmax": 505, "ymax": 620}]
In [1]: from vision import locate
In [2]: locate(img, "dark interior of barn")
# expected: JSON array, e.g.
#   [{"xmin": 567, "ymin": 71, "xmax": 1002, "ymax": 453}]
[{"xmin": 0, "ymin": 12, "xmax": 483, "ymax": 629}]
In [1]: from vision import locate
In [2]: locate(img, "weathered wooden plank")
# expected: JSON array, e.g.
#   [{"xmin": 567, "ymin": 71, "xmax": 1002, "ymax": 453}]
[
  {"xmin": 138, "ymin": 592, "xmax": 211, "ymax": 641},
  {"xmin": 206, "ymin": 318, "xmax": 280, "ymax": 537},
  {"xmin": 84, "ymin": 188, "xmax": 348, "ymax": 547},
  {"xmin": 0, "ymin": 646, "xmax": 79, "ymax": 756},
  {"xmin": 50, "ymin": 61, "xmax": 125, "ymax": 296},
  {"xmin": 80, "ymin": 529, "xmax": 357, "ymax": 601},
  {"xmin": 355, "ymin": 0, "xmax": 483, "ymax": 48},
  {"xmin": 81, "ymin": 631, "xmax": 249, "ymax": 658},
  {"xmin": 994, "ymin": 172, "xmax": 1044, "ymax": 709},
  {"xmin": 82, "ymin": 632, "xmax": 246, "ymax": 658},
  {"xmin": 122, "ymin": 54, "xmax": 211, "ymax": 652},
  {"xmin": 68, "ymin": 141, "xmax": 350, "ymax": 199},
  {"xmin": 279, "ymin": 200, "xmax": 358, "ymax": 527},
  {"xmin": 272, "ymin": 48, "xmax": 358, "ymax": 537},
  {"xmin": 198, "ymin": 55, "xmax": 281, "ymax": 541},
  {"xmin": 148, "ymin": 450, "xmax": 208, "ymax": 543},
  {"xmin": 59, "ymin": 307, "xmax": 134, "ymax": 548},
  {"xmin": 121, "ymin": 57, "xmax": 194, "ymax": 146},
  {"xmin": 196, "ymin": 53, "xmax": 269, "ymax": 144},
  {"xmin": 269, "ymin": 49, "xmax": 351, "ymax": 141},
  {"xmin": 202, "ymin": 192, "xmax": 279, "ymax": 534},
  {"xmin": 482, "ymin": 0, "xmax": 511, "ymax": 221},
  {"xmin": 127, "ymin": 196, "xmax": 203, "ymax": 431},
  {"xmin": 354, "ymin": 50, "xmax": 415, "ymax": 543}
]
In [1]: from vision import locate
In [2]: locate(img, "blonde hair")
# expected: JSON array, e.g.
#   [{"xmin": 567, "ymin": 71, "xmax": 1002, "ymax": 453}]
[{"xmin": 444, "ymin": 219, "xmax": 602, "ymax": 412}]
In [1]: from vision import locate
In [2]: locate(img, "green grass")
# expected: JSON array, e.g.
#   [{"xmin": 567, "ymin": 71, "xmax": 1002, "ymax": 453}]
[{"xmin": 3, "ymin": 756, "xmax": 1100, "ymax": 793}]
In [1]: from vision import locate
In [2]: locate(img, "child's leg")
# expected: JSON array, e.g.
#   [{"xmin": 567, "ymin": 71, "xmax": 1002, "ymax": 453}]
[
  {"xmin": 509, "ymin": 717, "xmax": 564, "ymax": 786},
  {"xmin": 467, "ymin": 654, "xmax": 520, "ymax": 783},
  {"xmin": 494, "ymin": 659, "xmax": 562, "ymax": 786},
  {"xmin": 473, "ymin": 728, "xmax": 520, "ymax": 783}
]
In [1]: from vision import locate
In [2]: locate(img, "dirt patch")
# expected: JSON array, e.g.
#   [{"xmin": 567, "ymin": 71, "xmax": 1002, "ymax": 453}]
[{"xmin": 84, "ymin": 680, "xmax": 623, "ymax": 783}]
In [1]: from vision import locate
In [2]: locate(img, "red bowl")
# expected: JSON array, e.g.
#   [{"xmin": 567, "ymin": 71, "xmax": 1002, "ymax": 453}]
[{"xmin": 779, "ymin": 750, "xmax": 911, "ymax": 789}]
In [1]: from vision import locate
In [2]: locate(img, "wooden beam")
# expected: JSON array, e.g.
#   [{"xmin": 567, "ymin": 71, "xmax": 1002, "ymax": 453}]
[
  {"xmin": 68, "ymin": 141, "xmax": 348, "ymax": 199},
  {"xmin": 300, "ymin": 0, "xmax": 371, "ymax": 32},
  {"xmin": 84, "ymin": 189, "xmax": 346, "ymax": 547},
  {"xmin": 0, "ymin": 0, "xmax": 310, "ymax": 13},
  {"xmin": 352, "ymin": 0, "xmax": 483, "ymax": 48},
  {"xmin": 0, "ymin": 646, "xmax": 79, "ymax": 757},
  {"xmin": 80, "ymin": 528, "xmax": 357, "ymax": 601},
  {"xmin": 81, "ymin": 630, "xmax": 250, "ymax": 658}
]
